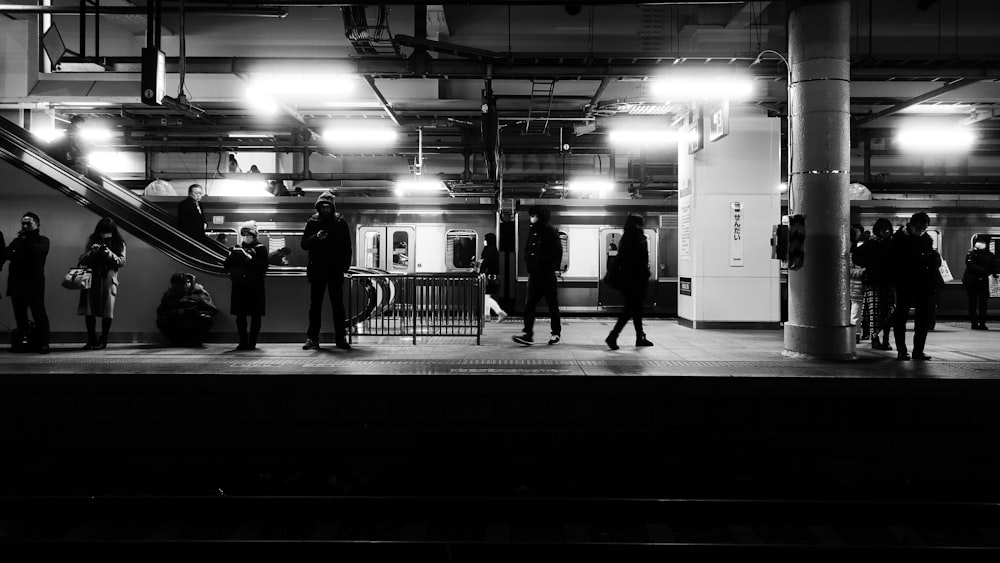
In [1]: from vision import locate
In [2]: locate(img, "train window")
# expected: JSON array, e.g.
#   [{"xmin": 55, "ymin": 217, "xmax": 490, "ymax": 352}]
[
  {"xmin": 391, "ymin": 230, "xmax": 409, "ymax": 272},
  {"xmin": 972, "ymin": 233, "xmax": 1000, "ymax": 254},
  {"xmin": 206, "ymin": 229, "xmax": 239, "ymax": 248},
  {"xmin": 927, "ymin": 229, "xmax": 940, "ymax": 251},
  {"xmin": 363, "ymin": 231, "xmax": 381, "ymax": 269},
  {"xmin": 265, "ymin": 232, "xmax": 307, "ymax": 267},
  {"xmin": 446, "ymin": 229, "xmax": 478, "ymax": 270},
  {"xmin": 558, "ymin": 231, "xmax": 569, "ymax": 273}
]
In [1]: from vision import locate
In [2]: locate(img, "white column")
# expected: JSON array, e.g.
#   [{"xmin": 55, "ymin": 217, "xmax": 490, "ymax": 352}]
[{"xmin": 677, "ymin": 115, "xmax": 782, "ymax": 328}]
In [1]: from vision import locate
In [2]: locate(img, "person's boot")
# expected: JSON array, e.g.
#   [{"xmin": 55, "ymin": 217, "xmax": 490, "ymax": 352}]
[
  {"xmin": 635, "ymin": 334, "xmax": 654, "ymax": 347},
  {"xmin": 95, "ymin": 333, "xmax": 108, "ymax": 350},
  {"xmin": 237, "ymin": 330, "xmax": 249, "ymax": 350},
  {"xmin": 81, "ymin": 333, "xmax": 97, "ymax": 350},
  {"xmin": 605, "ymin": 332, "xmax": 619, "ymax": 350}
]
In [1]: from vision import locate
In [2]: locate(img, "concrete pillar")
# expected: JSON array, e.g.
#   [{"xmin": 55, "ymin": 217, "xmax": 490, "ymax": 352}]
[{"xmin": 783, "ymin": 0, "xmax": 854, "ymax": 359}]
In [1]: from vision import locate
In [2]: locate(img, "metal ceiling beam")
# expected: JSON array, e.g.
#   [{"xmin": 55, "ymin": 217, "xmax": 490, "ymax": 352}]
[
  {"xmin": 0, "ymin": 5, "xmax": 287, "ymax": 16},
  {"xmin": 854, "ymin": 78, "xmax": 981, "ymax": 127},
  {"xmin": 362, "ymin": 75, "xmax": 401, "ymax": 126}
]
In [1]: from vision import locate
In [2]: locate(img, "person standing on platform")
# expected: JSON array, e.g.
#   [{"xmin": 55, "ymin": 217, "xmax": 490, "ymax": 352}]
[
  {"xmin": 178, "ymin": 183, "xmax": 207, "ymax": 240},
  {"xmin": 848, "ymin": 223, "xmax": 867, "ymax": 344},
  {"xmin": 853, "ymin": 218, "xmax": 896, "ymax": 350},
  {"xmin": 604, "ymin": 214, "xmax": 654, "ymax": 350},
  {"xmin": 480, "ymin": 232, "xmax": 508, "ymax": 323},
  {"xmin": 513, "ymin": 206, "xmax": 563, "ymax": 346},
  {"xmin": 224, "ymin": 220, "xmax": 269, "ymax": 350},
  {"xmin": 962, "ymin": 234, "xmax": 996, "ymax": 331},
  {"xmin": 6, "ymin": 212, "xmax": 51, "ymax": 354},
  {"xmin": 77, "ymin": 217, "xmax": 127, "ymax": 350},
  {"xmin": 889, "ymin": 212, "xmax": 939, "ymax": 361},
  {"xmin": 301, "ymin": 190, "xmax": 353, "ymax": 350}
]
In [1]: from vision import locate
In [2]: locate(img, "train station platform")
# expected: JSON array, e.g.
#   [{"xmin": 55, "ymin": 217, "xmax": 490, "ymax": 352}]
[{"xmin": 2, "ymin": 317, "xmax": 997, "ymax": 376}]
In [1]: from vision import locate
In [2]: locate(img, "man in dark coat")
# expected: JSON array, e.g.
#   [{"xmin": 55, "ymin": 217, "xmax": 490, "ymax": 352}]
[
  {"xmin": 177, "ymin": 183, "xmax": 207, "ymax": 239},
  {"xmin": 6, "ymin": 212, "xmax": 51, "ymax": 353},
  {"xmin": 888, "ymin": 212, "xmax": 940, "ymax": 361},
  {"xmin": 301, "ymin": 190, "xmax": 353, "ymax": 350},
  {"xmin": 962, "ymin": 234, "xmax": 996, "ymax": 330},
  {"xmin": 46, "ymin": 115, "xmax": 92, "ymax": 175},
  {"xmin": 513, "ymin": 206, "xmax": 563, "ymax": 345}
]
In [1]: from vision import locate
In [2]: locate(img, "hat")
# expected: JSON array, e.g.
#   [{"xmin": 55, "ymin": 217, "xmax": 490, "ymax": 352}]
[
  {"xmin": 314, "ymin": 190, "xmax": 337, "ymax": 212},
  {"xmin": 240, "ymin": 220, "xmax": 259, "ymax": 236}
]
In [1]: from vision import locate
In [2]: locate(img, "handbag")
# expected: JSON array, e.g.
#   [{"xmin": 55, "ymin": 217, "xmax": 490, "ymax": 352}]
[
  {"xmin": 938, "ymin": 260, "xmax": 954, "ymax": 283},
  {"xmin": 990, "ymin": 275, "xmax": 1000, "ymax": 299},
  {"xmin": 62, "ymin": 267, "xmax": 93, "ymax": 290}
]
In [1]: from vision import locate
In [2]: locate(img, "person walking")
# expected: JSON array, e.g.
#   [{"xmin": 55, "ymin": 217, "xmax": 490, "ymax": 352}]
[
  {"xmin": 604, "ymin": 214, "xmax": 654, "ymax": 350},
  {"xmin": 480, "ymin": 232, "xmax": 508, "ymax": 323},
  {"xmin": 224, "ymin": 220, "xmax": 269, "ymax": 350},
  {"xmin": 5, "ymin": 212, "xmax": 51, "ymax": 353},
  {"xmin": 853, "ymin": 218, "xmax": 896, "ymax": 350},
  {"xmin": 77, "ymin": 217, "xmax": 127, "ymax": 350},
  {"xmin": 301, "ymin": 190, "xmax": 353, "ymax": 350},
  {"xmin": 513, "ymin": 206, "xmax": 563, "ymax": 346},
  {"xmin": 962, "ymin": 234, "xmax": 996, "ymax": 330},
  {"xmin": 889, "ymin": 212, "xmax": 939, "ymax": 361},
  {"xmin": 178, "ymin": 183, "xmax": 207, "ymax": 239}
]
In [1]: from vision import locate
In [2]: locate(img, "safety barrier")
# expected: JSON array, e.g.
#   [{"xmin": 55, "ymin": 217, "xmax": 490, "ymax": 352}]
[{"xmin": 345, "ymin": 271, "xmax": 485, "ymax": 344}]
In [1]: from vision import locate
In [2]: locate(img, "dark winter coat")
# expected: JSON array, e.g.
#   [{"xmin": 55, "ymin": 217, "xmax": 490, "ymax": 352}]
[
  {"xmin": 962, "ymin": 248, "xmax": 996, "ymax": 283},
  {"xmin": 524, "ymin": 221, "xmax": 562, "ymax": 277},
  {"xmin": 479, "ymin": 244, "xmax": 501, "ymax": 294},
  {"xmin": 301, "ymin": 208, "xmax": 352, "ymax": 283},
  {"xmin": 224, "ymin": 241, "xmax": 269, "ymax": 316},
  {"xmin": 177, "ymin": 197, "xmax": 206, "ymax": 238},
  {"xmin": 888, "ymin": 228, "xmax": 941, "ymax": 295},
  {"xmin": 77, "ymin": 238, "xmax": 126, "ymax": 319},
  {"xmin": 5, "ymin": 230, "xmax": 49, "ymax": 298},
  {"xmin": 852, "ymin": 237, "xmax": 893, "ymax": 286},
  {"xmin": 156, "ymin": 276, "xmax": 218, "ymax": 345},
  {"xmin": 612, "ymin": 229, "xmax": 652, "ymax": 297}
]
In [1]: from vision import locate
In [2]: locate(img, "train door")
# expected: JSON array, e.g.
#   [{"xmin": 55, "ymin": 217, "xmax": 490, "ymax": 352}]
[
  {"xmin": 358, "ymin": 226, "xmax": 415, "ymax": 273},
  {"xmin": 598, "ymin": 227, "xmax": 658, "ymax": 307}
]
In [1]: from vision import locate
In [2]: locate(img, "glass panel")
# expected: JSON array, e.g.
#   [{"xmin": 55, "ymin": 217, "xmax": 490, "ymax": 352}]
[
  {"xmin": 391, "ymin": 230, "xmax": 409, "ymax": 271},
  {"xmin": 558, "ymin": 231, "xmax": 569, "ymax": 273},
  {"xmin": 264, "ymin": 232, "xmax": 306, "ymax": 267},
  {"xmin": 447, "ymin": 230, "xmax": 478, "ymax": 269},
  {"xmin": 364, "ymin": 231, "xmax": 381, "ymax": 269}
]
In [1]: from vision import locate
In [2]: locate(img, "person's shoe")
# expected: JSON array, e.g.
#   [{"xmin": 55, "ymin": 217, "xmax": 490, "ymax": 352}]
[
  {"xmin": 982, "ymin": 325, "xmax": 990, "ymax": 330},
  {"xmin": 855, "ymin": 333, "xmax": 861, "ymax": 344},
  {"xmin": 605, "ymin": 334, "xmax": 619, "ymax": 350},
  {"xmin": 38, "ymin": 344, "xmax": 50, "ymax": 355},
  {"xmin": 497, "ymin": 312, "xmax": 508, "ymax": 323},
  {"xmin": 95, "ymin": 335, "xmax": 108, "ymax": 350},
  {"xmin": 896, "ymin": 352, "xmax": 911, "ymax": 361},
  {"xmin": 81, "ymin": 338, "xmax": 97, "ymax": 350},
  {"xmin": 302, "ymin": 338, "xmax": 319, "ymax": 350},
  {"xmin": 236, "ymin": 343, "xmax": 251, "ymax": 351},
  {"xmin": 548, "ymin": 334, "xmax": 561, "ymax": 345},
  {"xmin": 335, "ymin": 340, "xmax": 351, "ymax": 350},
  {"xmin": 912, "ymin": 352, "xmax": 932, "ymax": 361},
  {"xmin": 636, "ymin": 335, "xmax": 654, "ymax": 347},
  {"xmin": 512, "ymin": 333, "xmax": 533, "ymax": 346}
]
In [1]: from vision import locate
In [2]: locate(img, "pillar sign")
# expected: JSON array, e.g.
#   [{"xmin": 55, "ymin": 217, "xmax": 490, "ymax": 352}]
[
  {"xmin": 709, "ymin": 99, "xmax": 730, "ymax": 142},
  {"xmin": 730, "ymin": 201, "xmax": 744, "ymax": 267}
]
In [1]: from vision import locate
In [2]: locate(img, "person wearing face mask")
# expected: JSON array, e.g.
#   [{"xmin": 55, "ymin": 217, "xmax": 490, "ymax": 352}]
[
  {"xmin": 77, "ymin": 217, "xmax": 127, "ymax": 350},
  {"xmin": 224, "ymin": 220, "xmax": 269, "ymax": 350},
  {"xmin": 962, "ymin": 235, "xmax": 996, "ymax": 331},
  {"xmin": 888, "ymin": 212, "xmax": 939, "ymax": 361},
  {"xmin": 178, "ymin": 183, "xmax": 207, "ymax": 239},
  {"xmin": 513, "ymin": 206, "xmax": 563, "ymax": 346},
  {"xmin": 5, "ymin": 212, "xmax": 51, "ymax": 353},
  {"xmin": 301, "ymin": 190, "xmax": 353, "ymax": 350}
]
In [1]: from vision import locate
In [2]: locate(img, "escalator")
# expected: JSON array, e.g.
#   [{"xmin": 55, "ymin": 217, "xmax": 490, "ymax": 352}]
[{"xmin": 0, "ymin": 116, "xmax": 231, "ymax": 276}]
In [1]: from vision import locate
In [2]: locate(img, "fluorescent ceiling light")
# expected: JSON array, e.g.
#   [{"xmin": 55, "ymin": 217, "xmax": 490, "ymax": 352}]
[
  {"xmin": 650, "ymin": 77, "xmax": 754, "ymax": 100},
  {"xmin": 898, "ymin": 104, "xmax": 971, "ymax": 114},
  {"xmin": 32, "ymin": 128, "xmax": 64, "ymax": 144},
  {"xmin": 79, "ymin": 126, "xmax": 112, "ymax": 142},
  {"xmin": 395, "ymin": 179, "xmax": 446, "ymax": 194},
  {"xmin": 566, "ymin": 178, "xmax": 614, "ymax": 193},
  {"xmin": 323, "ymin": 128, "xmax": 398, "ymax": 146},
  {"xmin": 245, "ymin": 88, "xmax": 280, "ymax": 116},
  {"xmin": 608, "ymin": 129, "xmax": 680, "ymax": 146},
  {"xmin": 227, "ymin": 132, "xmax": 273, "ymax": 138},
  {"xmin": 896, "ymin": 126, "xmax": 975, "ymax": 153}
]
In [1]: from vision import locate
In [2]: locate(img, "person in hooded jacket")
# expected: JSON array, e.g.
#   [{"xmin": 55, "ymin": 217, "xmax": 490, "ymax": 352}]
[
  {"xmin": 301, "ymin": 190, "xmax": 353, "ymax": 350},
  {"xmin": 513, "ymin": 206, "xmax": 563, "ymax": 345},
  {"xmin": 962, "ymin": 234, "xmax": 996, "ymax": 330},
  {"xmin": 888, "ymin": 212, "xmax": 940, "ymax": 361},
  {"xmin": 224, "ymin": 220, "xmax": 269, "ymax": 350},
  {"xmin": 604, "ymin": 214, "xmax": 654, "ymax": 349}
]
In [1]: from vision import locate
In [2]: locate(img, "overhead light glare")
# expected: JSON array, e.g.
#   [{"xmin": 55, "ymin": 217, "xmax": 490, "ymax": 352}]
[
  {"xmin": 898, "ymin": 104, "xmax": 972, "ymax": 114},
  {"xmin": 324, "ymin": 128, "xmax": 398, "ymax": 146},
  {"xmin": 395, "ymin": 179, "xmax": 446, "ymax": 193},
  {"xmin": 608, "ymin": 129, "xmax": 680, "ymax": 147},
  {"xmin": 245, "ymin": 88, "xmax": 280, "ymax": 116},
  {"xmin": 566, "ymin": 178, "xmax": 614, "ymax": 193},
  {"xmin": 79, "ymin": 126, "xmax": 112, "ymax": 142},
  {"xmin": 251, "ymin": 74, "xmax": 357, "ymax": 97},
  {"xmin": 32, "ymin": 127, "xmax": 64, "ymax": 144},
  {"xmin": 896, "ymin": 126, "xmax": 975, "ymax": 153},
  {"xmin": 650, "ymin": 77, "xmax": 753, "ymax": 100}
]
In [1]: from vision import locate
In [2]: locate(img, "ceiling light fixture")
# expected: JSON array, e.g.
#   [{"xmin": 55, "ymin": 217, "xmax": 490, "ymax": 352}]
[
  {"xmin": 323, "ymin": 128, "xmax": 397, "ymax": 146},
  {"xmin": 650, "ymin": 77, "xmax": 754, "ymax": 101},
  {"xmin": 896, "ymin": 126, "xmax": 975, "ymax": 153}
]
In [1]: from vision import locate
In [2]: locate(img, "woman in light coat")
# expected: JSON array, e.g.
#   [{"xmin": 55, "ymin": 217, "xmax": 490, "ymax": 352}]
[{"xmin": 78, "ymin": 217, "xmax": 126, "ymax": 349}]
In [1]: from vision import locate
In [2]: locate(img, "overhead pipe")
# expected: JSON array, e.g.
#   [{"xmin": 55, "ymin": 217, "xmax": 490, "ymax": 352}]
[{"xmin": 0, "ymin": 5, "xmax": 287, "ymax": 16}]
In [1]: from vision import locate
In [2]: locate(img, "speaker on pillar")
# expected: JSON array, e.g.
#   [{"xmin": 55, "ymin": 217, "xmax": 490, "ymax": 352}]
[{"xmin": 499, "ymin": 221, "xmax": 515, "ymax": 251}]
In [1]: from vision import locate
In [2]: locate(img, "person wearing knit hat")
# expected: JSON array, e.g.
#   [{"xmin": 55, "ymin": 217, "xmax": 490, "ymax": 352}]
[
  {"xmin": 301, "ymin": 189, "xmax": 353, "ymax": 350},
  {"xmin": 224, "ymin": 219, "xmax": 269, "ymax": 350}
]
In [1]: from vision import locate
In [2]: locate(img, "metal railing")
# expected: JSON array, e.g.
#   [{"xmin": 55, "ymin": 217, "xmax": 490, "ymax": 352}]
[{"xmin": 345, "ymin": 271, "xmax": 485, "ymax": 345}]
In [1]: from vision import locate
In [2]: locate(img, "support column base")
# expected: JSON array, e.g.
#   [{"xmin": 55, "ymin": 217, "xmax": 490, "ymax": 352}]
[{"xmin": 782, "ymin": 322, "xmax": 856, "ymax": 361}]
